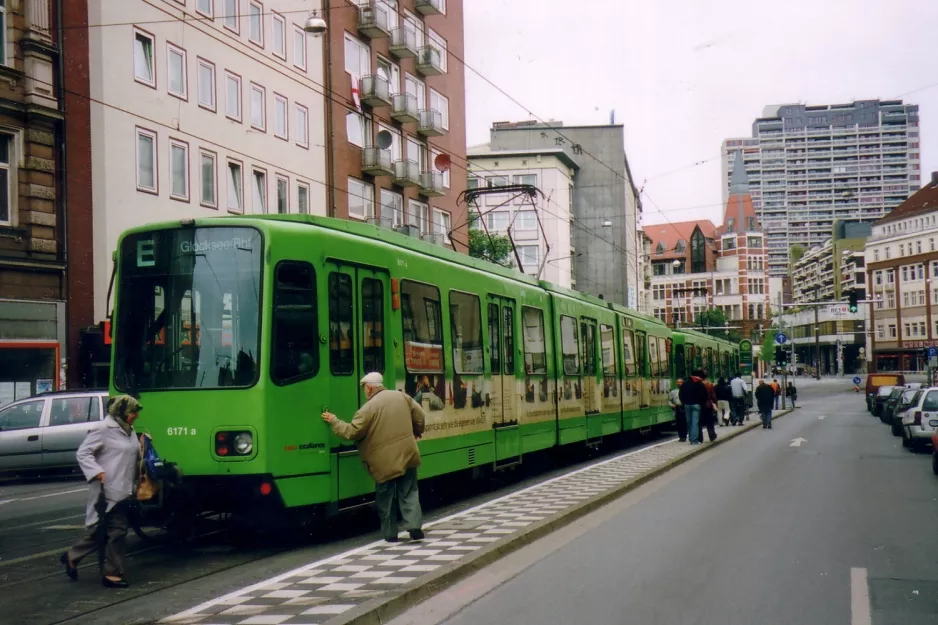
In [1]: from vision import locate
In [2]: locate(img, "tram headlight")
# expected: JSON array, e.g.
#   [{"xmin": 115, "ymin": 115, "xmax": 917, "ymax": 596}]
[{"xmin": 233, "ymin": 432, "xmax": 254, "ymax": 455}]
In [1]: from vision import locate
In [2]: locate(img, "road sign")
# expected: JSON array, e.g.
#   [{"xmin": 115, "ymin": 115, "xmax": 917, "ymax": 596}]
[
  {"xmin": 929, "ymin": 347, "xmax": 937, "ymax": 358},
  {"xmin": 775, "ymin": 333, "xmax": 788, "ymax": 345},
  {"xmin": 852, "ymin": 376, "xmax": 861, "ymax": 385}
]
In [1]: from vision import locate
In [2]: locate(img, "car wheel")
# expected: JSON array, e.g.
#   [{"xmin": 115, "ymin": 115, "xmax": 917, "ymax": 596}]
[
  {"xmin": 903, "ymin": 432, "xmax": 911, "ymax": 448},
  {"xmin": 932, "ymin": 452, "xmax": 938, "ymax": 476},
  {"xmin": 892, "ymin": 420, "xmax": 903, "ymax": 437}
]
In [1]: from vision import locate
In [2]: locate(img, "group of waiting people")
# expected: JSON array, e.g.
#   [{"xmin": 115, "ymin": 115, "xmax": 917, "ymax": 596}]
[{"xmin": 669, "ymin": 372, "xmax": 798, "ymax": 443}]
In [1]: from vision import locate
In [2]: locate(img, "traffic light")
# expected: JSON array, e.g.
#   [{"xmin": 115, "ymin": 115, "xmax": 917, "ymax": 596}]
[
  {"xmin": 775, "ymin": 346, "xmax": 788, "ymax": 367},
  {"xmin": 848, "ymin": 290, "xmax": 859, "ymax": 313}
]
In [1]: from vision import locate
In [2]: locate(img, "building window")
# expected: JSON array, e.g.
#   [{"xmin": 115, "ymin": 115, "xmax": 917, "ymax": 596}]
[
  {"xmin": 344, "ymin": 34, "xmax": 370, "ymax": 78},
  {"xmin": 250, "ymin": 83, "xmax": 266, "ymax": 131},
  {"xmin": 293, "ymin": 25, "xmax": 307, "ymax": 71},
  {"xmin": 377, "ymin": 56, "xmax": 400, "ymax": 94},
  {"xmin": 197, "ymin": 58, "xmax": 216, "ymax": 111},
  {"xmin": 251, "ymin": 169, "xmax": 267, "ymax": 213},
  {"xmin": 295, "ymin": 104, "xmax": 309, "ymax": 148},
  {"xmin": 0, "ymin": 1, "xmax": 7, "ymax": 66},
  {"xmin": 271, "ymin": 12, "xmax": 286, "ymax": 59},
  {"xmin": 429, "ymin": 89, "xmax": 449, "ymax": 130},
  {"xmin": 518, "ymin": 245, "xmax": 539, "ymax": 271},
  {"xmin": 887, "ymin": 271, "xmax": 894, "ymax": 284},
  {"xmin": 378, "ymin": 189, "xmax": 402, "ymax": 226},
  {"xmin": 200, "ymin": 150, "xmax": 217, "ymax": 208},
  {"xmin": 0, "ymin": 135, "xmax": 11, "ymax": 224},
  {"xmin": 876, "ymin": 325, "xmax": 884, "ymax": 340},
  {"xmin": 747, "ymin": 236, "xmax": 762, "ymax": 248},
  {"xmin": 348, "ymin": 177, "xmax": 374, "ymax": 220},
  {"xmin": 225, "ymin": 71, "xmax": 241, "ymax": 121},
  {"xmin": 433, "ymin": 209, "xmax": 451, "ymax": 242},
  {"xmin": 405, "ymin": 73, "xmax": 426, "ymax": 111},
  {"xmin": 167, "ymin": 43, "xmax": 187, "ymax": 99},
  {"xmin": 429, "ymin": 149, "xmax": 449, "ymax": 188},
  {"xmin": 888, "ymin": 324, "xmax": 897, "ymax": 339},
  {"xmin": 427, "ymin": 28, "xmax": 447, "ymax": 72},
  {"xmin": 887, "ymin": 292, "xmax": 895, "ymax": 308},
  {"xmin": 874, "ymin": 249, "xmax": 879, "ymax": 261},
  {"xmin": 691, "ymin": 229, "xmax": 706, "ymax": 273},
  {"xmin": 196, "ymin": 0, "xmax": 214, "ymax": 17},
  {"xmin": 222, "ymin": 0, "xmax": 239, "ymax": 32},
  {"xmin": 515, "ymin": 211, "xmax": 537, "ymax": 231},
  {"xmin": 135, "ymin": 127, "xmax": 157, "ymax": 193},
  {"xmin": 297, "ymin": 182, "xmax": 309, "ymax": 215},
  {"xmin": 486, "ymin": 211, "xmax": 509, "ymax": 231},
  {"xmin": 274, "ymin": 94, "xmax": 288, "ymax": 139},
  {"xmin": 248, "ymin": 1, "xmax": 263, "ymax": 46},
  {"xmin": 276, "ymin": 175, "xmax": 288, "ymax": 214},
  {"xmin": 169, "ymin": 140, "xmax": 189, "ymax": 201},
  {"xmin": 133, "ymin": 29, "xmax": 156, "ymax": 87},
  {"xmin": 346, "ymin": 112, "xmax": 368, "ymax": 148},
  {"xmin": 408, "ymin": 199, "xmax": 429, "ymax": 233},
  {"xmin": 902, "ymin": 266, "xmax": 909, "ymax": 282},
  {"xmin": 227, "ymin": 159, "xmax": 243, "ymax": 213}
]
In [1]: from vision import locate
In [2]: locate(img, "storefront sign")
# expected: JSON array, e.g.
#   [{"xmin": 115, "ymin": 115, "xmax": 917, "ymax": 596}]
[{"xmin": 900, "ymin": 340, "xmax": 938, "ymax": 348}]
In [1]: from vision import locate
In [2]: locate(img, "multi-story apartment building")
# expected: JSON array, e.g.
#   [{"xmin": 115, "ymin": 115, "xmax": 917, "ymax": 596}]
[
  {"xmin": 322, "ymin": 0, "xmax": 467, "ymax": 249},
  {"xmin": 866, "ymin": 174, "xmax": 938, "ymax": 372},
  {"xmin": 63, "ymin": 0, "xmax": 328, "ymax": 386},
  {"xmin": 791, "ymin": 222, "xmax": 870, "ymax": 304},
  {"xmin": 484, "ymin": 121, "xmax": 641, "ymax": 308},
  {"xmin": 0, "ymin": 0, "xmax": 64, "ymax": 402},
  {"xmin": 723, "ymin": 99, "xmax": 921, "ymax": 277},
  {"xmin": 466, "ymin": 144, "xmax": 578, "ymax": 288},
  {"xmin": 648, "ymin": 151, "xmax": 771, "ymax": 340}
]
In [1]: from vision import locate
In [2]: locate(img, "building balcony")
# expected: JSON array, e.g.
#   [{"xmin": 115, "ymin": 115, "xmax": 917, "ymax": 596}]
[
  {"xmin": 414, "ymin": 0, "xmax": 444, "ymax": 15},
  {"xmin": 419, "ymin": 171, "xmax": 446, "ymax": 197},
  {"xmin": 359, "ymin": 75, "xmax": 392, "ymax": 107},
  {"xmin": 358, "ymin": 1, "xmax": 391, "ymax": 38},
  {"xmin": 391, "ymin": 93, "xmax": 419, "ymax": 123},
  {"xmin": 393, "ymin": 159, "xmax": 421, "ymax": 187},
  {"xmin": 362, "ymin": 147, "xmax": 393, "ymax": 176},
  {"xmin": 389, "ymin": 27, "xmax": 418, "ymax": 59},
  {"xmin": 417, "ymin": 108, "xmax": 445, "ymax": 137},
  {"xmin": 416, "ymin": 46, "xmax": 444, "ymax": 76}
]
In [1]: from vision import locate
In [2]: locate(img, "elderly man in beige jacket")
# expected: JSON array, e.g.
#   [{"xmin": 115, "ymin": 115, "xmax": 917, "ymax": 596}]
[{"xmin": 323, "ymin": 372, "xmax": 427, "ymax": 542}]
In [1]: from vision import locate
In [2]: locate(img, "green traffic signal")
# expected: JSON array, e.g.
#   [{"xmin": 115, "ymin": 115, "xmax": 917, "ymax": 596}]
[{"xmin": 848, "ymin": 290, "xmax": 859, "ymax": 313}]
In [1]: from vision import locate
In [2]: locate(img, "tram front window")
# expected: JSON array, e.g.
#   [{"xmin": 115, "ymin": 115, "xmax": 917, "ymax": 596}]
[{"xmin": 114, "ymin": 227, "xmax": 263, "ymax": 391}]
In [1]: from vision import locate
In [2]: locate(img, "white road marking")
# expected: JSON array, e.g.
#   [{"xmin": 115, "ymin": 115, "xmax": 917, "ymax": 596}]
[
  {"xmin": 41, "ymin": 525, "xmax": 85, "ymax": 531},
  {"xmin": 0, "ymin": 487, "xmax": 88, "ymax": 505},
  {"xmin": 0, "ymin": 499, "xmax": 13, "ymax": 506},
  {"xmin": 851, "ymin": 567, "xmax": 872, "ymax": 625},
  {"xmin": 818, "ymin": 415, "xmax": 826, "ymax": 420},
  {"xmin": 790, "ymin": 437, "xmax": 807, "ymax": 447},
  {"xmin": 162, "ymin": 438, "xmax": 678, "ymax": 622}
]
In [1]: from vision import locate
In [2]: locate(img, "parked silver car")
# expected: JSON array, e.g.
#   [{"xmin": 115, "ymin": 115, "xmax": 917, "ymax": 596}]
[{"xmin": 0, "ymin": 390, "xmax": 110, "ymax": 474}]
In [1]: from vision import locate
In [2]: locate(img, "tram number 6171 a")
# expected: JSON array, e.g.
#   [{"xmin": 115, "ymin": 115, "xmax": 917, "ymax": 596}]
[{"xmin": 167, "ymin": 427, "xmax": 197, "ymax": 436}]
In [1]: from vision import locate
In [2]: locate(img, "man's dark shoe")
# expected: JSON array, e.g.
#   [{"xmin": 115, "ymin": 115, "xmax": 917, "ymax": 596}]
[
  {"xmin": 385, "ymin": 536, "xmax": 400, "ymax": 543},
  {"xmin": 102, "ymin": 577, "xmax": 129, "ymax": 589},
  {"xmin": 60, "ymin": 552, "xmax": 77, "ymax": 581},
  {"xmin": 409, "ymin": 529, "xmax": 425, "ymax": 541}
]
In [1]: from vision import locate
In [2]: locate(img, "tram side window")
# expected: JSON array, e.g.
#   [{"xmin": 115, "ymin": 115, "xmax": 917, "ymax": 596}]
[
  {"xmin": 522, "ymin": 307, "xmax": 547, "ymax": 374},
  {"xmin": 361, "ymin": 278, "xmax": 385, "ymax": 374},
  {"xmin": 487, "ymin": 303, "xmax": 501, "ymax": 374},
  {"xmin": 675, "ymin": 344, "xmax": 686, "ymax": 379},
  {"xmin": 272, "ymin": 262, "xmax": 318, "ymax": 385},
  {"xmin": 705, "ymin": 347, "xmax": 714, "ymax": 374},
  {"xmin": 600, "ymin": 324, "xmax": 616, "ymax": 377},
  {"xmin": 622, "ymin": 329, "xmax": 635, "ymax": 376},
  {"xmin": 658, "ymin": 337, "xmax": 669, "ymax": 378},
  {"xmin": 635, "ymin": 331, "xmax": 647, "ymax": 376},
  {"xmin": 328, "ymin": 273, "xmax": 354, "ymax": 375},
  {"xmin": 581, "ymin": 320, "xmax": 597, "ymax": 376},
  {"xmin": 504, "ymin": 307, "xmax": 515, "ymax": 374},
  {"xmin": 400, "ymin": 280, "xmax": 444, "ymax": 375},
  {"xmin": 450, "ymin": 291, "xmax": 483, "ymax": 374},
  {"xmin": 560, "ymin": 315, "xmax": 580, "ymax": 375},
  {"xmin": 648, "ymin": 335, "xmax": 659, "ymax": 377}
]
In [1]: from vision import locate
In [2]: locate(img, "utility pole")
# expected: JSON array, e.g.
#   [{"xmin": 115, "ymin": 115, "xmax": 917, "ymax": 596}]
[{"xmin": 814, "ymin": 284, "xmax": 821, "ymax": 380}]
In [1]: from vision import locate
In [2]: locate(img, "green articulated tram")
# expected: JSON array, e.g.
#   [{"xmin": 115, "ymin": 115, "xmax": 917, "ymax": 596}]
[{"xmin": 110, "ymin": 215, "xmax": 739, "ymax": 524}]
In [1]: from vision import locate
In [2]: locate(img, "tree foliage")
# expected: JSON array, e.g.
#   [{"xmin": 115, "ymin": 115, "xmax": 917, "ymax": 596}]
[
  {"xmin": 790, "ymin": 244, "xmax": 807, "ymax": 264},
  {"xmin": 468, "ymin": 228, "xmax": 516, "ymax": 268},
  {"xmin": 759, "ymin": 328, "xmax": 778, "ymax": 364},
  {"xmin": 692, "ymin": 309, "xmax": 741, "ymax": 343}
]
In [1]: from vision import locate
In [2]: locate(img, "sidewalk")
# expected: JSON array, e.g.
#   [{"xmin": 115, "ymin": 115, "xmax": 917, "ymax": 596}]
[{"xmin": 161, "ymin": 409, "xmax": 791, "ymax": 625}]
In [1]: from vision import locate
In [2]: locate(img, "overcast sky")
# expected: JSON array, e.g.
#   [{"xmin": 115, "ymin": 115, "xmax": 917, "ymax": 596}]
[{"xmin": 463, "ymin": 0, "xmax": 938, "ymax": 229}]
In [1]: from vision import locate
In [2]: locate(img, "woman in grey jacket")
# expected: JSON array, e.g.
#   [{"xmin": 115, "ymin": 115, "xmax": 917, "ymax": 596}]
[{"xmin": 61, "ymin": 395, "xmax": 142, "ymax": 588}]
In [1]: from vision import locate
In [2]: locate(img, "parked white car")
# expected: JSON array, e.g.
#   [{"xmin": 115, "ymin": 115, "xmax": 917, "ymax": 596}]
[{"xmin": 901, "ymin": 387, "xmax": 938, "ymax": 451}]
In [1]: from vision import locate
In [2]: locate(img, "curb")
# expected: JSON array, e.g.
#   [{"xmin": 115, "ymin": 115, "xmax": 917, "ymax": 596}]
[{"xmin": 330, "ymin": 408, "xmax": 793, "ymax": 625}]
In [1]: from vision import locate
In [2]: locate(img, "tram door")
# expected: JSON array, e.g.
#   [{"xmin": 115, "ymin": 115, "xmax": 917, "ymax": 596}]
[
  {"xmin": 324, "ymin": 262, "xmax": 393, "ymax": 501},
  {"xmin": 486, "ymin": 295, "xmax": 521, "ymax": 467}
]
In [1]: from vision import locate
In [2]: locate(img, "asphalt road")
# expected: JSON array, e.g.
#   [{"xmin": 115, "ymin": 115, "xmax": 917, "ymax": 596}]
[{"xmin": 392, "ymin": 379, "xmax": 938, "ymax": 625}]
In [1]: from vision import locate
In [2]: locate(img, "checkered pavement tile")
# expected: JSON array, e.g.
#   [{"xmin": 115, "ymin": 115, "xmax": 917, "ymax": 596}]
[{"xmin": 161, "ymin": 437, "xmax": 707, "ymax": 624}]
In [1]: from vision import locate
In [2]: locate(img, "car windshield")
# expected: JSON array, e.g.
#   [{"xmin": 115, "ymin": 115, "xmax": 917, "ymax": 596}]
[
  {"xmin": 877, "ymin": 386, "xmax": 894, "ymax": 396},
  {"xmin": 113, "ymin": 226, "xmax": 263, "ymax": 391}
]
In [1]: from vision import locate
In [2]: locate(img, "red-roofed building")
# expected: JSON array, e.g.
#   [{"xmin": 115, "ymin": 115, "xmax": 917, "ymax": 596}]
[{"xmin": 647, "ymin": 151, "xmax": 771, "ymax": 341}]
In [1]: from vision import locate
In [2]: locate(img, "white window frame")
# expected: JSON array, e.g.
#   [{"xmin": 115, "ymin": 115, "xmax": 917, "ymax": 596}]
[
  {"xmin": 133, "ymin": 29, "xmax": 156, "ymax": 88},
  {"xmin": 226, "ymin": 158, "xmax": 243, "ymax": 213},
  {"xmin": 271, "ymin": 11, "xmax": 286, "ymax": 60},
  {"xmin": 197, "ymin": 57, "xmax": 216, "ymax": 112},
  {"xmin": 430, "ymin": 149, "xmax": 449, "ymax": 188},
  {"xmin": 135, "ymin": 127, "xmax": 158, "ymax": 194},
  {"xmin": 293, "ymin": 24, "xmax": 307, "ymax": 71},
  {"xmin": 222, "ymin": 0, "xmax": 239, "ymax": 33},
  {"xmin": 252, "ymin": 167, "xmax": 267, "ymax": 214},
  {"xmin": 295, "ymin": 103, "xmax": 309, "ymax": 148},
  {"xmin": 167, "ymin": 42, "xmax": 187, "ymax": 100},
  {"xmin": 297, "ymin": 181, "xmax": 310, "ymax": 215},
  {"xmin": 381, "ymin": 189, "xmax": 403, "ymax": 227},
  {"xmin": 518, "ymin": 245, "xmax": 540, "ymax": 270},
  {"xmin": 250, "ymin": 83, "xmax": 266, "ymax": 131},
  {"xmin": 248, "ymin": 1, "xmax": 264, "ymax": 47},
  {"xmin": 429, "ymin": 89, "xmax": 449, "ymax": 130},
  {"xmin": 346, "ymin": 112, "xmax": 370, "ymax": 148},
  {"xmin": 0, "ymin": 1, "xmax": 7, "ymax": 66},
  {"xmin": 427, "ymin": 28, "xmax": 447, "ymax": 72},
  {"xmin": 225, "ymin": 71, "xmax": 241, "ymax": 122},
  {"xmin": 408, "ymin": 199, "xmax": 429, "ymax": 233},
  {"xmin": 405, "ymin": 73, "xmax": 426, "ymax": 111},
  {"xmin": 273, "ymin": 93, "xmax": 288, "ymax": 140},
  {"xmin": 379, "ymin": 123, "xmax": 402, "ymax": 162},
  {"xmin": 276, "ymin": 174, "xmax": 289, "ymax": 214},
  {"xmin": 404, "ymin": 10, "xmax": 424, "ymax": 50},
  {"xmin": 344, "ymin": 33, "xmax": 370, "ymax": 78},
  {"xmin": 199, "ymin": 149, "xmax": 217, "ymax": 209},
  {"xmin": 196, "ymin": 0, "xmax": 214, "ymax": 19},
  {"xmin": 169, "ymin": 139, "xmax": 190, "ymax": 202},
  {"xmin": 348, "ymin": 177, "xmax": 375, "ymax": 220},
  {"xmin": 515, "ymin": 210, "xmax": 537, "ymax": 231},
  {"xmin": 433, "ymin": 208, "xmax": 451, "ymax": 242},
  {"xmin": 0, "ymin": 133, "xmax": 14, "ymax": 226},
  {"xmin": 376, "ymin": 55, "xmax": 400, "ymax": 94}
]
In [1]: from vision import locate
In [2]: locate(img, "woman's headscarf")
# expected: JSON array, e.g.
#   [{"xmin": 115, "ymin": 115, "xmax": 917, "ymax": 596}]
[{"xmin": 107, "ymin": 395, "xmax": 143, "ymax": 434}]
